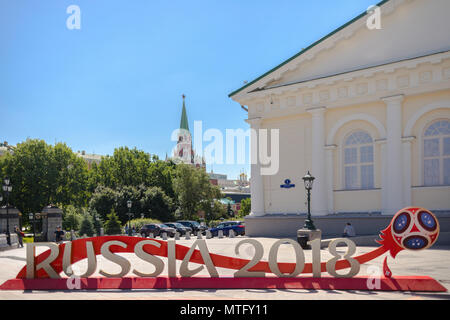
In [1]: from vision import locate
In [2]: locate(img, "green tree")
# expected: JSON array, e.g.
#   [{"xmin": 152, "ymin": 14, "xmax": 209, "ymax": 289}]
[
  {"xmin": 227, "ymin": 202, "xmax": 233, "ymax": 217},
  {"xmin": 140, "ymin": 186, "xmax": 174, "ymax": 221},
  {"xmin": 91, "ymin": 209, "xmax": 103, "ymax": 235},
  {"xmin": 104, "ymin": 209, "xmax": 122, "ymax": 235},
  {"xmin": 79, "ymin": 214, "xmax": 95, "ymax": 237},
  {"xmin": 172, "ymin": 164, "xmax": 222, "ymax": 219},
  {"xmin": 238, "ymin": 197, "xmax": 251, "ymax": 217},
  {"xmin": 147, "ymin": 159, "xmax": 176, "ymax": 198},
  {"xmin": 88, "ymin": 147, "xmax": 152, "ymax": 191},
  {"xmin": 89, "ymin": 185, "xmax": 118, "ymax": 221},
  {"xmin": 0, "ymin": 139, "xmax": 89, "ymax": 220},
  {"xmin": 62, "ymin": 205, "xmax": 83, "ymax": 231}
]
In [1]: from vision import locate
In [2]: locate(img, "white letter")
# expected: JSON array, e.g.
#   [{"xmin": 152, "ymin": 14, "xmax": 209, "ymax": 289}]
[
  {"xmin": 66, "ymin": 276, "xmax": 81, "ymax": 289},
  {"xmin": 226, "ymin": 128, "xmax": 250, "ymax": 165},
  {"xmin": 132, "ymin": 240, "xmax": 165, "ymax": 277},
  {"xmin": 366, "ymin": 265, "xmax": 381, "ymax": 290},
  {"xmin": 99, "ymin": 241, "xmax": 131, "ymax": 278},
  {"xmin": 259, "ymin": 129, "xmax": 279, "ymax": 175},
  {"xmin": 26, "ymin": 243, "xmax": 61, "ymax": 279},
  {"xmin": 66, "ymin": 5, "xmax": 81, "ymax": 30},
  {"xmin": 179, "ymin": 240, "xmax": 219, "ymax": 277},
  {"xmin": 63, "ymin": 241, "xmax": 97, "ymax": 278},
  {"xmin": 203, "ymin": 128, "xmax": 223, "ymax": 165},
  {"xmin": 366, "ymin": 5, "xmax": 381, "ymax": 30},
  {"xmin": 193, "ymin": 120, "xmax": 203, "ymax": 162}
]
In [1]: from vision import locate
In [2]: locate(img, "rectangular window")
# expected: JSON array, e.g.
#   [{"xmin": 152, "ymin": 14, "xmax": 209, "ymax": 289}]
[
  {"xmin": 444, "ymin": 137, "xmax": 450, "ymax": 156},
  {"xmin": 444, "ymin": 158, "xmax": 450, "ymax": 185},
  {"xmin": 424, "ymin": 138, "xmax": 440, "ymax": 157},
  {"xmin": 344, "ymin": 148, "xmax": 357, "ymax": 164},
  {"xmin": 424, "ymin": 159, "xmax": 440, "ymax": 186},
  {"xmin": 360, "ymin": 146, "xmax": 373, "ymax": 163},
  {"xmin": 345, "ymin": 166, "xmax": 358, "ymax": 189},
  {"xmin": 361, "ymin": 165, "xmax": 374, "ymax": 189}
]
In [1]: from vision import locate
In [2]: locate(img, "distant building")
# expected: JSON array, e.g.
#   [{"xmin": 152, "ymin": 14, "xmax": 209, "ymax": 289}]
[
  {"xmin": 0, "ymin": 142, "xmax": 14, "ymax": 157},
  {"xmin": 208, "ymin": 170, "xmax": 250, "ymax": 193},
  {"xmin": 75, "ymin": 150, "xmax": 103, "ymax": 169},
  {"xmin": 171, "ymin": 94, "xmax": 206, "ymax": 169},
  {"xmin": 222, "ymin": 192, "xmax": 251, "ymax": 213}
]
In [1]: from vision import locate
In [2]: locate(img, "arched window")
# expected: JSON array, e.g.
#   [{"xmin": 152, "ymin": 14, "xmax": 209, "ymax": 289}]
[
  {"xmin": 423, "ymin": 119, "xmax": 450, "ymax": 186},
  {"xmin": 343, "ymin": 131, "xmax": 374, "ymax": 189}
]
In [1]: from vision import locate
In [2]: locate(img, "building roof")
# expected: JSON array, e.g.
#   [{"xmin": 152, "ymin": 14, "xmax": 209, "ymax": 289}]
[
  {"xmin": 180, "ymin": 94, "xmax": 190, "ymax": 131},
  {"xmin": 228, "ymin": 0, "xmax": 390, "ymax": 98}
]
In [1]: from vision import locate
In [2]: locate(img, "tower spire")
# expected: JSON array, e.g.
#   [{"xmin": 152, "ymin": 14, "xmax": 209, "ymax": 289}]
[{"xmin": 180, "ymin": 94, "xmax": 189, "ymax": 132}]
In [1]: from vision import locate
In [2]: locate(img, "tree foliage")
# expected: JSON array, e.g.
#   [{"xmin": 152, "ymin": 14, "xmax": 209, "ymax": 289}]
[
  {"xmin": 1, "ymin": 140, "xmax": 225, "ymax": 226},
  {"xmin": 79, "ymin": 214, "xmax": 95, "ymax": 237},
  {"xmin": 89, "ymin": 184, "xmax": 175, "ymax": 224},
  {"xmin": 238, "ymin": 197, "xmax": 251, "ymax": 217},
  {"xmin": 172, "ymin": 164, "xmax": 222, "ymax": 220},
  {"xmin": 103, "ymin": 210, "xmax": 122, "ymax": 235},
  {"xmin": 62, "ymin": 205, "xmax": 83, "ymax": 231},
  {"xmin": 0, "ymin": 139, "xmax": 89, "ymax": 217}
]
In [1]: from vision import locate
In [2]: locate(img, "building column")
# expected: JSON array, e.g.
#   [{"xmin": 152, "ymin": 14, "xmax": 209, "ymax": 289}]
[
  {"xmin": 325, "ymin": 145, "xmax": 337, "ymax": 214},
  {"xmin": 382, "ymin": 94, "xmax": 404, "ymax": 215},
  {"xmin": 245, "ymin": 117, "xmax": 265, "ymax": 216},
  {"xmin": 307, "ymin": 107, "xmax": 328, "ymax": 216},
  {"xmin": 375, "ymin": 139, "xmax": 388, "ymax": 214},
  {"xmin": 402, "ymin": 136, "xmax": 415, "ymax": 207}
]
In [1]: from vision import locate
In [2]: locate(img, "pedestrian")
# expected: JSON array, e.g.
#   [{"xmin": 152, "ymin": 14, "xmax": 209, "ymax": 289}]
[
  {"xmin": 342, "ymin": 222, "xmax": 356, "ymax": 237},
  {"xmin": 55, "ymin": 226, "xmax": 65, "ymax": 243},
  {"xmin": 14, "ymin": 226, "xmax": 24, "ymax": 248}
]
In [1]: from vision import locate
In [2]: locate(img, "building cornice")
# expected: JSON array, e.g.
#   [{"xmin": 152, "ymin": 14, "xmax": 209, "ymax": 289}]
[{"xmin": 242, "ymin": 50, "xmax": 450, "ymax": 119}]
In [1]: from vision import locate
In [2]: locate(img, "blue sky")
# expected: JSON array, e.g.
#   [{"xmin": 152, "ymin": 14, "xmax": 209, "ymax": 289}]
[{"xmin": 1, "ymin": 0, "xmax": 377, "ymax": 179}]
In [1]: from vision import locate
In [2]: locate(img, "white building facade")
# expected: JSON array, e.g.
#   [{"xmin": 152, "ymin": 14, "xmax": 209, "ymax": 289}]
[{"xmin": 229, "ymin": 0, "xmax": 450, "ymax": 236}]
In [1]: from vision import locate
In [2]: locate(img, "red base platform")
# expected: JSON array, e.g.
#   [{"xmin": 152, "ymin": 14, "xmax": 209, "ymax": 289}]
[{"xmin": 0, "ymin": 276, "xmax": 447, "ymax": 292}]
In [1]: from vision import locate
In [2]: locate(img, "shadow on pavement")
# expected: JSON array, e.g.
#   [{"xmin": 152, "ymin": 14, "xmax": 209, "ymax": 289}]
[{"xmin": 0, "ymin": 256, "xmax": 26, "ymax": 262}]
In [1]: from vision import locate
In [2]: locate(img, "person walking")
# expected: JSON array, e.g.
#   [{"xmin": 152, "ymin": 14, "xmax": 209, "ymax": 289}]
[{"xmin": 14, "ymin": 226, "xmax": 24, "ymax": 248}]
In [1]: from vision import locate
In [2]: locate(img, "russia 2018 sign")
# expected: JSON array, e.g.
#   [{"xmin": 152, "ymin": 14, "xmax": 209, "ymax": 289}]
[{"xmin": 0, "ymin": 207, "xmax": 447, "ymax": 292}]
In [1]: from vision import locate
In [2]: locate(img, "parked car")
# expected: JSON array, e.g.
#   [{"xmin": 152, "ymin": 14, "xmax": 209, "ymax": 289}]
[
  {"xmin": 140, "ymin": 223, "xmax": 176, "ymax": 238},
  {"xmin": 209, "ymin": 221, "xmax": 245, "ymax": 237},
  {"xmin": 163, "ymin": 222, "xmax": 192, "ymax": 235},
  {"xmin": 177, "ymin": 220, "xmax": 208, "ymax": 234}
]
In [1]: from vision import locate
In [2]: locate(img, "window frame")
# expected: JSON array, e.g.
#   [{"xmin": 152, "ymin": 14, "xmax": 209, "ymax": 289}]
[
  {"xmin": 342, "ymin": 130, "xmax": 375, "ymax": 190},
  {"xmin": 422, "ymin": 119, "xmax": 450, "ymax": 186}
]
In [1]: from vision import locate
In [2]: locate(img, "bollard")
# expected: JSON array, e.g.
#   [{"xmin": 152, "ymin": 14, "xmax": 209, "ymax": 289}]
[
  {"xmin": 229, "ymin": 229, "xmax": 235, "ymax": 238},
  {"xmin": 149, "ymin": 232, "xmax": 154, "ymax": 238},
  {"xmin": 218, "ymin": 230, "xmax": 223, "ymax": 239},
  {"xmin": 205, "ymin": 230, "xmax": 212, "ymax": 239},
  {"xmin": 197, "ymin": 231, "xmax": 203, "ymax": 239},
  {"xmin": 162, "ymin": 232, "xmax": 168, "ymax": 240},
  {"xmin": 174, "ymin": 232, "xmax": 180, "ymax": 240},
  {"xmin": 185, "ymin": 231, "xmax": 191, "ymax": 240}
]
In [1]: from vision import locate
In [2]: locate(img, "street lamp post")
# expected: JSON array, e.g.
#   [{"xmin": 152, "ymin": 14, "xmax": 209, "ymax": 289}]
[
  {"xmin": 302, "ymin": 171, "xmax": 316, "ymax": 231},
  {"xmin": 127, "ymin": 200, "xmax": 133, "ymax": 236},
  {"xmin": 2, "ymin": 177, "xmax": 12, "ymax": 246},
  {"xmin": 28, "ymin": 213, "xmax": 35, "ymax": 241}
]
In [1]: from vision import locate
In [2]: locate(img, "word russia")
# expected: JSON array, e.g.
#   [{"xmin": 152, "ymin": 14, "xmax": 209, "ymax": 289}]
[
  {"xmin": 25, "ymin": 236, "xmax": 359, "ymax": 279},
  {"xmin": 0, "ymin": 208, "xmax": 446, "ymax": 292}
]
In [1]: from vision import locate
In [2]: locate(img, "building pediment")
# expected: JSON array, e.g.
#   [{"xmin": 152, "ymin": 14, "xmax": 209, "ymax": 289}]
[{"xmin": 230, "ymin": 0, "xmax": 450, "ymax": 102}]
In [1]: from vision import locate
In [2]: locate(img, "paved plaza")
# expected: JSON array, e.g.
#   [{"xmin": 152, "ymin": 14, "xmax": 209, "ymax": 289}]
[{"xmin": 0, "ymin": 237, "xmax": 449, "ymax": 300}]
